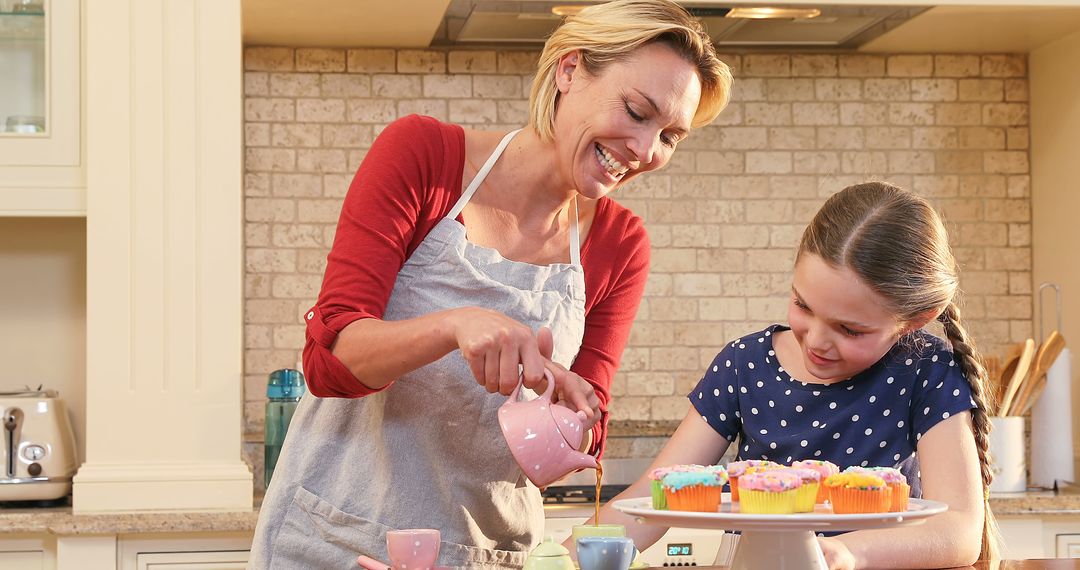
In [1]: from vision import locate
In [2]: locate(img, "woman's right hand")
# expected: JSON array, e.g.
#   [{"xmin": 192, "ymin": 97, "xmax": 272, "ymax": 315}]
[{"xmin": 447, "ymin": 307, "xmax": 549, "ymax": 396}]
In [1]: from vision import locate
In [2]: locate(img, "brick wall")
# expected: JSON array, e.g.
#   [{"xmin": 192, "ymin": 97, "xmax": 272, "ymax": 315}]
[{"xmin": 242, "ymin": 47, "xmax": 1032, "ymax": 467}]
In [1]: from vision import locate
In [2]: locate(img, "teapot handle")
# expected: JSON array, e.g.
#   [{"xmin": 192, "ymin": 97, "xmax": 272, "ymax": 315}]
[{"xmin": 509, "ymin": 368, "xmax": 557, "ymax": 402}]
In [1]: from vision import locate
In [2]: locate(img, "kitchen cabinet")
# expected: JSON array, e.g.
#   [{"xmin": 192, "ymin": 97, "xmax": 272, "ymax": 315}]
[
  {"xmin": 117, "ymin": 534, "xmax": 251, "ymax": 570},
  {"xmin": 0, "ymin": 535, "xmax": 56, "ymax": 570},
  {"xmin": 0, "ymin": 0, "xmax": 83, "ymax": 216}
]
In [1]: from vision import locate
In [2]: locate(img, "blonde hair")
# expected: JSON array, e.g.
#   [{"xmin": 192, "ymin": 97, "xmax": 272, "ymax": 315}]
[
  {"xmin": 528, "ymin": 0, "xmax": 732, "ymax": 141},
  {"xmin": 799, "ymin": 182, "xmax": 1001, "ymax": 563}
]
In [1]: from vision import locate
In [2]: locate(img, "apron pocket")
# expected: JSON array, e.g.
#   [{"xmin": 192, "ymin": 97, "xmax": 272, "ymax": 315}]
[{"xmin": 272, "ymin": 485, "xmax": 528, "ymax": 570}]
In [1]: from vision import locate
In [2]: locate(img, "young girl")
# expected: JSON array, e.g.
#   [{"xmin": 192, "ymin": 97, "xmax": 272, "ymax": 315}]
[{"xmin": 595, "ymin": 182, "xmax": 998, "ymax": 569}]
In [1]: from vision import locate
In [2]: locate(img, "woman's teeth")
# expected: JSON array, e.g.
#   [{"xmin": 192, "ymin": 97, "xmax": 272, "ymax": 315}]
[{"xmin": 594, "ymin": 143, "xmax": 629, "ymax": 178}]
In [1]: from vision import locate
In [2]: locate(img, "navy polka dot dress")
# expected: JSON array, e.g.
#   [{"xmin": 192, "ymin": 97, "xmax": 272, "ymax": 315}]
[{"xmin": 691, "ymin": 324, "xmax": 977, "ymax": 497}]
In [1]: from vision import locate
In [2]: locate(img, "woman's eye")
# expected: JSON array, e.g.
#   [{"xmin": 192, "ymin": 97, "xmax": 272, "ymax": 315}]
[
  {"xmin": 793, "ymin": 298, "xmax": 808, "ymax": 311},
  {"xmin": 660, "ymin": 133, "xmax": 677, "ymax": 147},
  {"xmin": 625, "ymin": 103, "xmax": 644, "ymax": 122}
]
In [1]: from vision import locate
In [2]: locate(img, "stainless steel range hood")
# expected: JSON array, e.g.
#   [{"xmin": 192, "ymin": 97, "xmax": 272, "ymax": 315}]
[{"xmin": 439, "ymin": 1, "xmax": 928, "ymax": 48}]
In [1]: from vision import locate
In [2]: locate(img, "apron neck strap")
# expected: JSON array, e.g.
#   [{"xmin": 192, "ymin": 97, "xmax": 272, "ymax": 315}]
[{"xmin": 448, "ymin": 128, "xmax": 582, "ymax": 266}]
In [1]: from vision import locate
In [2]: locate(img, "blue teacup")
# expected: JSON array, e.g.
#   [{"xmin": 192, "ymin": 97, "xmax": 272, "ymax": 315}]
[{"xmin": 575, "ymin": 536, "xmax": 637, "ymax": 570}]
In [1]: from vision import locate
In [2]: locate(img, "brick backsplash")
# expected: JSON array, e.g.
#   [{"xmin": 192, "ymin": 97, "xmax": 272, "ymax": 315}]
[{"xmin": 242, "ymin": 47, "xmax": 1032, "ymax": 444}]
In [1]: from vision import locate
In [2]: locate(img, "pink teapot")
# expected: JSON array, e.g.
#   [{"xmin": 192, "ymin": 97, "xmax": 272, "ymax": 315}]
[{"xmin": 499, "ymin": 369, "xmax": 598, "ymax": 488}]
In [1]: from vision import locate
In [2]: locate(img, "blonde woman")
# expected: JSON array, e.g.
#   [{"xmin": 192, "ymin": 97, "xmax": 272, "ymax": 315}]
[{"xmin": 248, "ymin": 1, "xmax": 733, "ymax": 568}]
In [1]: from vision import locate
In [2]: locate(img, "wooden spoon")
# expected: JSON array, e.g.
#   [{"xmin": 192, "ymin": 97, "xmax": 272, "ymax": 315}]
[
  {"xmin": 1013, "ymin": 331, "xmax": 1067, "ymax": 416},
  {"xmin": 998, "ymin": 338, "xmax": 1035, "ymax": 416}
]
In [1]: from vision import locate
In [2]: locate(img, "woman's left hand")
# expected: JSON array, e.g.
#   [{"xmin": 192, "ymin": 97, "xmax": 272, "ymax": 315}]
[
  {"xmin": 818, "ymin": 537, "xmax": 856, "ymax": 570},
  {"xmin": 530, "ymin": 327, "xmax": 602, "ymax": 429}
]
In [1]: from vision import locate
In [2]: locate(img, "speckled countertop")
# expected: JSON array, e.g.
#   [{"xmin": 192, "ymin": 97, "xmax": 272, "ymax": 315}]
[{"xmin": 0, "ymin": 489, "xmax": 1075, "ymax": 535}]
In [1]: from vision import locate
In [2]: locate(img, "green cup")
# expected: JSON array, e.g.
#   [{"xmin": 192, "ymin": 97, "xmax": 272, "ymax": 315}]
[{"xmin": 572, "ymin": 523, "xmax": 626, "ymax": 543}]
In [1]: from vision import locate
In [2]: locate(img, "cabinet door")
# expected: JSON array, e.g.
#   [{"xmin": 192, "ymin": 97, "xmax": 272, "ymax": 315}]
[
  {"xmin": 136, "ymin": 550, "xmax": 247, "ymax": 570},
  {"xmin": 0, "ymin": 0, "xmax": 83, "ymax": 215},
  {"xmin": 0, "ymin": 551, "xmax": 45, "ymax": 570},
  {"xmin": 1056, "ymin": 533, "xmax": 1080, "ymax": 558}
]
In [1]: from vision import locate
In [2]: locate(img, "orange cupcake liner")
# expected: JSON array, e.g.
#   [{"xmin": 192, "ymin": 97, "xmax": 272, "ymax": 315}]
[
  {"xmin": 730, "ymin": 476, "xmax": 740, "ymax": 502},
  {"xmin": 664, "ymin": 484, "xmax": 722, "ymax": 512},
  {"xmin": 815, "ymin": 485, "xmax": 830, "ymax": 504},
  {"xmin": 829, "ymin": 486, "xmax": 892, "ymax": 514},
  {"xmin": 889, "ymin": 482, "xmax": 910, "ymax": 512}
]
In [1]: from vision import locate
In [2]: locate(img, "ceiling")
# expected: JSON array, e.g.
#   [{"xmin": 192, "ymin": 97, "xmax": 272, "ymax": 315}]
[{"xmin": 241, "ymin": 0, "xmax": 1080, "ymax": 53}]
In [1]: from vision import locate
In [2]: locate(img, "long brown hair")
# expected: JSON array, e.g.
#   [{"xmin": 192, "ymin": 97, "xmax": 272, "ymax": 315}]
[{"xmin": 799, "ymin": 181, "xmax": 1000, "ymax": 561}]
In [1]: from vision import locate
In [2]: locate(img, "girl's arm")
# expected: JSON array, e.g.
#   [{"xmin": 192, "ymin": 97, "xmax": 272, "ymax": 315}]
[
  {"xmin": 570, "ymin": 408, "xmax": 732, "ymax": 551},
  {"xmin": 829, "ymin": 411, "xmax": 983, "ymax": 569}
]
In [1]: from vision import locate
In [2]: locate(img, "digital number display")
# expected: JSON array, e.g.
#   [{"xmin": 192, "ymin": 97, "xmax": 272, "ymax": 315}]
[{"xmin": 666, "ymin": 543, "xmax": 692, "ymax": 556}]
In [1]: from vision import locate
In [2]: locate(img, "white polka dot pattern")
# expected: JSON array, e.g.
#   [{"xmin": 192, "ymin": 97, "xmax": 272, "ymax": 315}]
[{"xmin": 688, "ymin": 324, "xmax": 977, "ymax": 495}]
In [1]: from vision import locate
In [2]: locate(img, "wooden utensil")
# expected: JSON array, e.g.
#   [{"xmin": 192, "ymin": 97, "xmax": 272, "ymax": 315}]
[
  {"xmin": 998, "ymin": 338, "xmax": 1035, "ymax": 416},
  {"xmin": 1013, "ymin": 331, "xmax": 1067, "ymax": 416}
]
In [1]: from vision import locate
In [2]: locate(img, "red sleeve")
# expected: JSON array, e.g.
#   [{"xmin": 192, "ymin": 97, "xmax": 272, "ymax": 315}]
[
  {"xmin": 573, "ymin": 199, "xmax": 651, "ymax": 458},
  {"xmin": 302, "ymin": 115, "xmax": 464, "ymax": 397}
]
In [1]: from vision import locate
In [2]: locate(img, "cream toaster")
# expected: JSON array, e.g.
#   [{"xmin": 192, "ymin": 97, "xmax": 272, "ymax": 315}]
[{"xmin": 0, "ymin": 388, "xmax": 78, "ymax": 501}]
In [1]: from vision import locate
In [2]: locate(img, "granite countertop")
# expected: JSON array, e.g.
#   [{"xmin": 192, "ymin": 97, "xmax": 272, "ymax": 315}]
[{"xmin": 0, "ymin": 489, "xmax": 1077, "ymax": 535}]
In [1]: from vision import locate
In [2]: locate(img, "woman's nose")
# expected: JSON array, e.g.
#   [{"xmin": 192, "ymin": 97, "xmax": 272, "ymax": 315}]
[{"xmin": 626, "ymin": 132, "xmax": 658, "ymax": 168}]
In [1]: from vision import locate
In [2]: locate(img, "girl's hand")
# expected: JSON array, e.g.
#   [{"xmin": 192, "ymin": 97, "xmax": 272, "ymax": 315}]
[
  {"xmin": 819, "ymin": 537, "xmax": 856, "ymax": 570},
  {"xmin": 448, "ymin": 307, "xmax": 547, "ymax": 396}
]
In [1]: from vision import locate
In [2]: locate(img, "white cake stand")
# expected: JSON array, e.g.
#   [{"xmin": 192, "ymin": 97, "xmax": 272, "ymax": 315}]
[{"xmin": 612, "ymin": 495, "xmax": 948, "ymax": 570}]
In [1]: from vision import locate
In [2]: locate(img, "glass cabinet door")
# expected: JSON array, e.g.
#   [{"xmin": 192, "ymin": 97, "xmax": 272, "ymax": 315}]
[{"xmin": 0, "ymin": 0, "xmax": 47, "ymax": 136}]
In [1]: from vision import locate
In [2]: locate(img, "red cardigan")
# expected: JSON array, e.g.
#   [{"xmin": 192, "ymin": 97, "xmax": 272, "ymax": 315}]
[{"xmin": 302, "ymin": 115, "xmax": 651, "ymax": 457}]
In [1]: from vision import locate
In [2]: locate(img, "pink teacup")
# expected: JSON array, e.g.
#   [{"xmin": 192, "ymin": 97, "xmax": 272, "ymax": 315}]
[{"xmin": 357, "ymin": 529, "xmax": 441, "ymax": 570}]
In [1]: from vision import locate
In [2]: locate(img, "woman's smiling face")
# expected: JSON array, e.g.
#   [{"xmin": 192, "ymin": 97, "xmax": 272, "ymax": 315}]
[
  {"xmin": 551, "ymin": 42, "xmax": 702, "ymax": 199},
  {"xmin": 787, "ymin": 253, "xmax": 907, "ymax": 383}
]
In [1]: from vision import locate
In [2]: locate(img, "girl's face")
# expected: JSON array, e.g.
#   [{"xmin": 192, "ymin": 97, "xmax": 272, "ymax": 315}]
[
  {"xmin": 551, "ymin": 42, "xmax": 702, "ymax": 200},
  {"xmin": 787, "ymin": 253, "xmax": 906, "ymax": 383}
]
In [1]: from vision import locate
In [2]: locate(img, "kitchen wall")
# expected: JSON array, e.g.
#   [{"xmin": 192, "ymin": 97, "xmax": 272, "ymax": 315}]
[{"xmin": 242, "ymin": 47, "xmax": 1033, "ymax": 472}]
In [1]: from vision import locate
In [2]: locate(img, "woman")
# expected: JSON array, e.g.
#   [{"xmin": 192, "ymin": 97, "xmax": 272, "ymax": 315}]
[{"xmin": 250, "ymin": 1, "xmax": 732, "ymax": 567}]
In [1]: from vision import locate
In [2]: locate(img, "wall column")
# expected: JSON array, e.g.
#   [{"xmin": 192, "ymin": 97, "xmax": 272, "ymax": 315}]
[{"xmin": 75, "ymin": 0, "xmax": 251, "ymax": 511}]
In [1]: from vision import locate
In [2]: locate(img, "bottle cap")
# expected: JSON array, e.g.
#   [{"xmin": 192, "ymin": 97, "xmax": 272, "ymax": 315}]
[{"xmin": 267, "ymin": 368, "xmax": 306, "ymax": 399}]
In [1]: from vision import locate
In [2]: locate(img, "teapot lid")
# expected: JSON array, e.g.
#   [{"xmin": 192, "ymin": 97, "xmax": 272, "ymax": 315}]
[{"xmin": 529, "ymin": 536, "xmax": 570, "ymax": 558}]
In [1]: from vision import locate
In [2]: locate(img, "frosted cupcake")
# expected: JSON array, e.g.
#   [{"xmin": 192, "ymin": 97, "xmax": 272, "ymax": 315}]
[
  {"xmin": 649, "ymin": 465, "xmax": 701, "ymax": 510},
  {"xmin": 791, "ymin": 460, "xmax": 840, "ymax": 503},
  {"xmin": 737, "ymin": 470, "xmax": 803, "ymax": 514},
  {"xmin": 662, "ymin": 470, "xmax": 725, "ymax": 512},
  {"xmin": 776, "ymin": 467, "xmax": 822, "ymax": 513},
  {"xmin": 845, "ymin": 466, "xmax": 909, "ymax": 512},
  {"xmin": 726, "ymin": 460, "xmax": 781, "ymax": 502},
  {"xmin": 824, "ymin": 473, "xmax": 892, "ymax": 514}
]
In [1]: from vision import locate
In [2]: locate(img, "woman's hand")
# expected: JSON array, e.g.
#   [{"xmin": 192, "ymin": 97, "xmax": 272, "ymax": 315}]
[
  {"xmin": 542, "ymin": 359, "xmax": 602, "ymax": 430},
  {"xmin": 819, "ymin": 537, "xmax": 856, "ymax": 570},
  {"xmin": 447, "ymin": 307, "xmax": 548, "ymax": 396}
]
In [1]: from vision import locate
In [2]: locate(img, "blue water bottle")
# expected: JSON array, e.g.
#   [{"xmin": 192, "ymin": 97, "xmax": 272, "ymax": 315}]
[{"xmin": 265, "ymin": 368, "xmax": 305, "ymax": 488}]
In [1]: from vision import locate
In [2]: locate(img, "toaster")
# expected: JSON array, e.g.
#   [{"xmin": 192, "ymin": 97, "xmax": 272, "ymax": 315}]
[{"xmin": 0, "ymin": 388, "xmax": 78, "ymax": 501}]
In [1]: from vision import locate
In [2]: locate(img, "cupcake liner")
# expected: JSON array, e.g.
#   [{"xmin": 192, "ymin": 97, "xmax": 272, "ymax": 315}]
[
  {"xmin": 730, "ymin": 476, "xmax": 740, "ymax": 502},
  {"xmin": 664, "ymin": 484, "xmax": 721, "ymax": 512},
  {"xmin": 793, "ymin": 482, "xmax": 820, "ymax": 513},
  {"xmin": 829, "ymin": 486, "xmax": 892, "ymax": 514},
  {"xmin": 889, "ymin": 482, "xmax": 910, "ymax": 512},
  {"xmin": 651, "ymin": 480, "xmax": 667, "ymax": 510},
  {"xmin": 738, "ymin": 489, "xmax": 798, "ymax": 514},
  {"xmin": 816, "ymin": 485, "xmax": 830, "ymax": 504}
]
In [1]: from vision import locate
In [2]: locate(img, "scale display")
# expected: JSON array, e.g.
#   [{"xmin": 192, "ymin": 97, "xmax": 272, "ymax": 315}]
[{"xmin": 666, "ymin": 543, "xmax": 693, "ymax": 557}]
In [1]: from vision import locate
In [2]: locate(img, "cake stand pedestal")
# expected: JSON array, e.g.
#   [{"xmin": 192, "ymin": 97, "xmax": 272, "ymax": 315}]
[{"xmin": 612, "ymin": 494, "xmax": 948, "ymax": 570}]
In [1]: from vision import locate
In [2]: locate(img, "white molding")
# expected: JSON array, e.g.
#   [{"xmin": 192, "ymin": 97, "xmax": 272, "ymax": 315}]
[{"xmin": 73, "ymin": 462, "xmax": 252, "ymax": 512}]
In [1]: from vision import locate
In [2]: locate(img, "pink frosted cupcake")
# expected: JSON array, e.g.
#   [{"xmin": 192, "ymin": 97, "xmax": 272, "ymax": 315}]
[
  {"xmin": 737, "ymin": 471, "xmax": 803, "ymax": 514},
  {"xmin": 727, "ymin": 460, "xmax": 781, "ymax": 501},
  {"xmin": 792, "ymin": 460, "xmax": 840, "ymax": 503},
  {"xmin": 649, "ymin": 465, "xmax": 702, "ymax": 510},
  {"xmin": 775, "ymin": 467, "xmax": 822, "ymax": 512}
]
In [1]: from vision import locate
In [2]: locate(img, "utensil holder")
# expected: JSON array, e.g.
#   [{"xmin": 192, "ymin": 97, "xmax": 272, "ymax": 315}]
[{"xmin": 989, "ymin": 416, "xmax": 1026, "ymax": 493}]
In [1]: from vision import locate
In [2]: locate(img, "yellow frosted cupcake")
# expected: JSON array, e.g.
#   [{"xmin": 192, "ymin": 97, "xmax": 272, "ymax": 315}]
[
  {"xmin": 737, "ymin": 471, "xmax": 803, "ymax": 514},
  {"xmin": 845, "ymin": 466, "xmax": 910, "ymax": 512},
  {"xmin": 777, "ymin": 467, "xmax": 822, "ymax": 513},
  {"xmin": 824, "ymin": 473, "xmax": 892, "ymax": 514}
]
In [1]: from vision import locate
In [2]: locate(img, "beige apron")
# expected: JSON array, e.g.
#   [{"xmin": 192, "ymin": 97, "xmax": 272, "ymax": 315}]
[{"xmin": 250, "ymin": 129, "xmax": 587, "ymax": 569}]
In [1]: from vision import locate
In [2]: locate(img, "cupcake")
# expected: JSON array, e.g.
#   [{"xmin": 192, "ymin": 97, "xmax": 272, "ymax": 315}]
[
  {"xmin": 662, "ymin": 469, "xmax": 726, "ymax": 512},
  {"xmin": 791, "ymin": 460, "xmax": 840, "ymax": 503},
  {"xmin": 824, "ymin": 473, "xmax": 892, "ymax": 514},
  {"xmin": 845, "ymin": 467, "xmax": 909, "ymax": 512},
  {"xmin": 777, "ymin": 467, "xmax": 822, "ymax": 513},
  {"xmin": 737, "ymin": 471, "xmax": 803, "ymax": 514},
  {"xmin": 726, "ymin": 460, "xmax": 781, "ymax": 502},
  {"xmin": 648, "ymin": 465, "xmax": 701, "ymax": 510}
]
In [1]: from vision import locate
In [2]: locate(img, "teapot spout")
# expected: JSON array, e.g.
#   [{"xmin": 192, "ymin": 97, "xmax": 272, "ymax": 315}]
[{"xmin": 566, "ymin": 449, "xmax": 598, "ymax": 472}]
